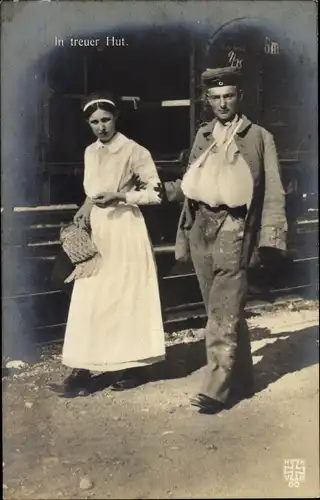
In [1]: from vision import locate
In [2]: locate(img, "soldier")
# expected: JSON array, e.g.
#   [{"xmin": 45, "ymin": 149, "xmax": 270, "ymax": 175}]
[{"xmin": 164, "ymin": 67, "xmax": 288, "ymax": 414}]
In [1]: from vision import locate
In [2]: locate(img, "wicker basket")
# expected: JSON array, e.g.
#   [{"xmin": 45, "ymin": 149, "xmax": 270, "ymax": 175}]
[{"xmin": 60, "ymin": 223, "xmax": 98, "ymax": 265}]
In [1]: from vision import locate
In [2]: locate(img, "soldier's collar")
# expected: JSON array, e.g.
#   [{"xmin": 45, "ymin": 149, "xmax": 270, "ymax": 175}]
[{"xmin": 235, "ymin": 115, "xmax": 252, "ymax": 135}]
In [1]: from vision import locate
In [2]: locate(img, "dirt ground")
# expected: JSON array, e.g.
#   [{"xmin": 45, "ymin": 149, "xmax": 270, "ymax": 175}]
[{"xmin": 3, "ymin": 300, "xmax": 319, "ymax": 499}]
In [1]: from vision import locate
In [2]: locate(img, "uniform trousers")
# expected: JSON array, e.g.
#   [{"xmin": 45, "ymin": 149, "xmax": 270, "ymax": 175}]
[{"xmin": 189, "ymin": 204, "xmax": 254, "ymax": 403}]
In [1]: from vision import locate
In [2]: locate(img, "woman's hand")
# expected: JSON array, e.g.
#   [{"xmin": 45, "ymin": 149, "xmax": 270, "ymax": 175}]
[
  {"xmin": 91, "ymin": 192, "xmax": 126, "ymax": 208},
  {"xmin": 73, "ymin": 210, "xmax": 86, "ymax": 227},
  {"xmin": 73, "ymin": 207, "xmax": 90, "ymax": 228},
  {"xmin": 73, "ymin": 198, "xmax": 94, "ymax": 227}
]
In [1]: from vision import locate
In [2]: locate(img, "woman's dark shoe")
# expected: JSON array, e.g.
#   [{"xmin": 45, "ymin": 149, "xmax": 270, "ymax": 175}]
[
  {"xmin": 110, "ymin": 367, "xmax": 148, "ymax": 391},
  {"xmin": 190, "ymin": 393, "xmax": 226, "ymax": 414},
  {"xmin": 48, "ymin": 369, "xmax": 92, "ymax": 398}
]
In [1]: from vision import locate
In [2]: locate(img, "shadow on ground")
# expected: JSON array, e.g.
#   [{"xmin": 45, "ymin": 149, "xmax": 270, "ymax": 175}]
[
  {"xmin": 86, "ymin": 324, "xmax": 319, "ymax": 397},
  {"xmin": 253, "ymin": 325, "xmax": 319, "ymax": 392}
]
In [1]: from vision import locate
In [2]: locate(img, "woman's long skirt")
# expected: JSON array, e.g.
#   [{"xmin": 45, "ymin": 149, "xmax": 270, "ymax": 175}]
[{"xmin": 62, "ymin": 204, "xmax": 165, "ymax": 372}]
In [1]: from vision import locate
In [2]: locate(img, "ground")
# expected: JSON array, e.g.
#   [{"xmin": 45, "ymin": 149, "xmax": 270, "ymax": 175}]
[{"xmin": 3, "ymin": 300, "xmax": 319, "ymax": 499}]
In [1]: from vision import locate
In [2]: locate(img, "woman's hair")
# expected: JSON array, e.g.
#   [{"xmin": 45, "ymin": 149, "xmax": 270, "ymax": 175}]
[{"xmin": 82, "ymin": 91, "xmax": 119, "ymax": 120}]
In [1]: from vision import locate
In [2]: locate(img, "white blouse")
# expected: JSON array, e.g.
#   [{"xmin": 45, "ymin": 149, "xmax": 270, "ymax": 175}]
[{"xmin": 83, "ymin": 132, "xmax": 163, "ymax": 205}]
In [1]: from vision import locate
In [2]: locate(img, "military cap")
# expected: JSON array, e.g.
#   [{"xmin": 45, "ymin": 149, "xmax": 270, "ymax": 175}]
[{"xmin": 201, "ymin": 66, "xmax": 241, "ymax": 88}]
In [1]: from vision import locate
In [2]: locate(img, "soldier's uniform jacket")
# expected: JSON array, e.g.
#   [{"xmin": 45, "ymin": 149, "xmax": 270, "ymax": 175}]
[{"xmin": 165, "ymin": 114, "xmax": 288, "ymax": 268}]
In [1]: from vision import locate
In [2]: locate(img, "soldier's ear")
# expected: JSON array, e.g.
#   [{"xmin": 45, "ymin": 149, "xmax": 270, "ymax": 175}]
[{"xmin": 238, "ymin": 89, "xmax": 243, "ymax": 102}]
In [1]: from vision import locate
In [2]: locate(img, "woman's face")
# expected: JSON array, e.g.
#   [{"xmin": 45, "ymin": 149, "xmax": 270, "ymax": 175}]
[{"xmin": 87, "ymin": 108, "xmax": 116, "ymax": 142}]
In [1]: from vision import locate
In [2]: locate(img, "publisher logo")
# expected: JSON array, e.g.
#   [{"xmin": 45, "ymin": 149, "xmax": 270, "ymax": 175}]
[{"xmin": 283, "ymin": 459, "xmax": 306, "ymax": 488}]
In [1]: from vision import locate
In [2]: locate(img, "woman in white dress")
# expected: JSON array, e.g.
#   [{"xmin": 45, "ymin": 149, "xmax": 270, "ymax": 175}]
[{"xmin": 52, "ymin": 92, "xmax": 166, "ymax": 397}]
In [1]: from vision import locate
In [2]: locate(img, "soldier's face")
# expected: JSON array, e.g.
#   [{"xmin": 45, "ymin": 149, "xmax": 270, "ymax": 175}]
[{"xmin": 206, "ymin": 85, "xmax": 241, "ymax": 122}]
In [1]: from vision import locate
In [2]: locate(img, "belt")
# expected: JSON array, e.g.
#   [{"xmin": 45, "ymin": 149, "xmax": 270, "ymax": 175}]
[{"xmin": 197, "ymin": 202, "xmax": 247, "ymax": 219}]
